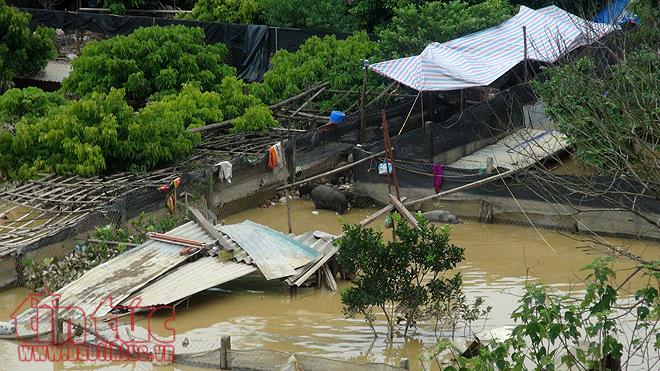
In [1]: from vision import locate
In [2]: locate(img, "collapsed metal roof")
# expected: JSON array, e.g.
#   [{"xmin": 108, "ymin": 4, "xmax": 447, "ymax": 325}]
[{"xmin": 10, "ymin": 215, "xmax": 338, "ymax": 337}]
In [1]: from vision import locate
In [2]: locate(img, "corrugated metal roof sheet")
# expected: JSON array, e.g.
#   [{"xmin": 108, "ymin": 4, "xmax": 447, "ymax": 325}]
[
  {"xmin": 123, "ymin": 257, "xmax": 257, "ymax": 307},
  {"xmin": 17, "ymin": 221, "xmax": 214, "ymax": 325},
  {"xmin": 218, "ymin": 221, "xmax": 321, "ymax": 280}
]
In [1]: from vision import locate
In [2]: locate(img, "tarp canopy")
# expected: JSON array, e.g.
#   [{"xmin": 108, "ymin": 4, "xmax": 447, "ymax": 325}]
[
  {"xmin": 593, "ymin": 0, "xmax": 639, "ymax": 25},
  {"xmin": 369, "ymin": 6, "xmax": 614, "ymax": 91}
]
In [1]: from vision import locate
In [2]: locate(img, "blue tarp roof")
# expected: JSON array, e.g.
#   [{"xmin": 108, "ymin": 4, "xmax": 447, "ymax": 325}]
[{"xmin": 593, "ymin": 0, "xmax": 639, "ymax": 25}]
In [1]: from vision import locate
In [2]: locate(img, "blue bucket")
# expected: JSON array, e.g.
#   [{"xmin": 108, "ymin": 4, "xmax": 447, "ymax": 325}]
[{"xmin": 329, "ymin": 111, "xmax": 345, "ymax": 124}]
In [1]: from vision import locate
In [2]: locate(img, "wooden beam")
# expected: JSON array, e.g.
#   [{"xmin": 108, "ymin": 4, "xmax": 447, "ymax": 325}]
[
  {"xmin": 276, "ymin": 150, "xmax": 386, "ymax": 190},
  {"xmin": 356, "ymin": 196, "xmax": 406, "ymax": 228},
  {"xmin": 322, "ymin": 264, "xmax": 338, "ymax": 291},
  {"xmin": 389, "ymin": 194, "xmax": 418, "ymax": 227},
  {"xmin": 269, "ymin": 83, "xmax": 329, "ymax": 111},
  {"xmin": 291, "ymin": 86, "xmax": 327, "ymax": 117},
  {"xmin": 404, "ymin": 168, "xmax": 518, "ymax": 206},
  {"xmin": 188, "ymin": 207, "xmax": 234, "ymax": 251},
  {"xmin": 189, "ymin": 83, "xmax": 329, "ymax": 133}
]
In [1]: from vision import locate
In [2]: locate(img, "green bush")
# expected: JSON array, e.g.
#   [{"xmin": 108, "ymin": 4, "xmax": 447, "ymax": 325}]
[
  {"xmin": 183, "ymin": 0, "xmax": 263, "ymax": 23},
  {"xmin": 252, "ymin": 32, "xmax": 379, "ymax": 110},
  {"xmin": 1, "ymin": 87, "xmax": 207, "ymax": 178},
  {"xmin": 260, "ymin": 0, "xmax": 359, "ymax": 32},
  {"xmin": 0, "ymin": 82, "xmax": 277, "ymax": 179},
  {"xmin": 378, "ymin": 0, "xmax": 515, "ymax": 58},
  {"xmin": 0, "ymin": 0, "xmax": 56, "ymax": 89},
  {"xmin": 336, "ymin": 213, "xmax": 478, "ymax": 339},
  {"xmin": 230, "ymin": 105, "xmax": 277, "ymax": 133},
  {"xmin": 0, "ymin": 87, "xmax": 65, "ymax": 127},
  {"xmin": 436, "ymin": 258, "xmax": 660, "ymax": 370},
  {"xmin": 62, "ymin": 25, "xmax": 235, "ymax": 102}
]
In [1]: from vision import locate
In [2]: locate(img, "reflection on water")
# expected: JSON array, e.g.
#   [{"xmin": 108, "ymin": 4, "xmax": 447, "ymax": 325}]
[{"xmin": 0, "ymin": 199, "xmax": 658, "ymax": 369}]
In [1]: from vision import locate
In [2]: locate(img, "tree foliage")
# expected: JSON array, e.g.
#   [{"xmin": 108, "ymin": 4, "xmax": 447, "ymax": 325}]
[
  {"xmin": 437, "ymin": 258, "xmax": 660, "ymax": 370},
  {"xmin": 0, "ymin": 81, "xmax": 278, "ymax": 179},
  {"xmin": 533, "ymin": 3, "xmax": 660, "ymax": 200},
  {"xmin": 0, "ymin": 87, "xmax": 65, "ymax": 128},
  {"xmin": 336, "ymin": 213, "xmax": 472, "ymax": 339},
  {"xmin": 0, "ymin": 0, "xmax": 56, "ymax": 90},
  {"xmin": 534, "ymin": 50, "xmax": 659, "ymax": 197},
  {"xmin": 62, "ymin": 25, "xmax": 235, "ymax": 102},
  {"xmin": 251, "ymin": 32, "xmax": 379, "ymax": 110},
  {"xmin": 183, "ymin": 0, "xmax": 263, "ymax": 24},
  {"xmin": 259, "ymin": 0, "xmax": 359, "ymax": 32},
  {"xmin": 377, "ymin": 0, "xmax": 515, "ymax": 58}
]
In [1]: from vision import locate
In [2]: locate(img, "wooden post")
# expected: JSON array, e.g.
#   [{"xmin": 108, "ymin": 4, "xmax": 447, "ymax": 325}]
[
  {"xmin": 220, "ymin": 335, "xmax": 231, "ymax": 369},
  {"xmin": 381, "ymin": 110, "xmax": 400, "ymax": 200},
  {"xmin": 285, "ymin": 135, "xmax": 296, "ymax": 234},
  {"xmin": 53, "ymin": 298, "xmax": 62, "ymax": 344},
  {"xmin": 359, "ymin": 60, "xmax": 369, "ymax": 144},
  {"xmin": 523, "ymin": 26, "xmax": 528, "ymax": 83},
  {"xmin": 425, "ymin": 121, "xmax": 433, "ymax": 161},
  {"xmin": 207, "ymin": 164, "xmax": 215, "ymax": 212},
  {"xmin": 285, "ymin": 188, "xmax": 293, "ymax": 234}
]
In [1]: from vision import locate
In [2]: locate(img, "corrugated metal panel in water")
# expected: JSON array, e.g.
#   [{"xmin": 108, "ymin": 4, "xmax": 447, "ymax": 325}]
[
  {"xmin": 17, "ymin": 221, "xmax": 213, "ymax": 324},
  {"xmin": 218, "ymin": 221, "xmax": 321, "ymax": 280},
  {"xmin": 123, "ymin": 257, "xmax": 257, "ymax": 307}
]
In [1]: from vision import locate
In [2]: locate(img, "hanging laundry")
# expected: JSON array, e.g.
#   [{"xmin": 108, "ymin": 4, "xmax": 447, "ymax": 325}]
[
  {"xmin": 216, "ymin": 161, "xmax": 233, "ymax": 183},
  {"xmin": 433, "ymin": 163, "xmax": 444, "ymax": 193},
  {"xmin": 274, "ymin": 142, "xmax": 286, "ymax": 168},
  {"xmin": 166, "ymin": 193, "xmax": 176, "ymax": 215},
  {"xmin": 268, "ymin": 145, "xmax": 278, "ymax": 169},
  {"xmin": 268, "ymin": 142, "xmax": 286, "ymax": 170}
]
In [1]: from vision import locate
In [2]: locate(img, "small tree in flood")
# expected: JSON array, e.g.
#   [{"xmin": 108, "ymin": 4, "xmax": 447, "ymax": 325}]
[{"xmin": 336, "ymin": 213, "xmax": 468, "ymax": 339}]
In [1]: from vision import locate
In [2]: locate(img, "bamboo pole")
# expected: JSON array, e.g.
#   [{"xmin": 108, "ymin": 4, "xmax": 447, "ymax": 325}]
[
  {"xmin": 189, "ymin": 83, "xmax": 329, "ymax": 133},
  {"xmin": 276, "ymin": 150, "xmax": 386, "ymax": 190},
  {"xmin": 523, "ymin": 26, "xmax": 529, "ymax": 83},
  {"xmin": 359, "ymin": 60, "xmax": 369, "ymax": 143},
  {"xmin": 381, "ymin": 110, "xmax": 400, "ymax": 199},
  {"xmin": 404, "ymin": 168, "xmax": 518, "ymax": 206}
]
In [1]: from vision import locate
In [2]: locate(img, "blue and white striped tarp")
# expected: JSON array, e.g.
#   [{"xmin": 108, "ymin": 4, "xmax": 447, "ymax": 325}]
[{"xmin": 369, "ymin": 6, "xmax": 615, "ymax": 91}]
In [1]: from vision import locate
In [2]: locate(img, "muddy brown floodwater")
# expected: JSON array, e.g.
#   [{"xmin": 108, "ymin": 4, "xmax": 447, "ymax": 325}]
[{"xmin": 0, "ymin": 199, "xmax": 658, "ymax": 370}]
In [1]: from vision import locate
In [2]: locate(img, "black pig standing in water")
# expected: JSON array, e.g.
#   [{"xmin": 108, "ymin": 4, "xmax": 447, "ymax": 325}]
[
  {"xmin": 310, "ymin": 185, "xmax": 348, "ymax": 215},
  {"xmin": 298, "ymin": 182, "xmax": 320, "ymax": 199}
]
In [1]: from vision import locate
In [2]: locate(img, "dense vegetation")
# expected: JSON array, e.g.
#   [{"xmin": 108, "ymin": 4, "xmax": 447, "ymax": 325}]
[
  {"xmin": 378, "ymin": 0, "xmax": 515, "ymax": 58},
  {"xmin": 0, "ymin": 0, "xmax": 56, "ymax": 90},
  {"xmin": 182, "ymin": 1, "xmax": 610, "ymax": 39},
  {"xmin": 251, "ymin": 32, "xmax": 379, "ymax": 110},
  {"xmin": 62, "ymin": 25, "xmax": 235, "ymax": 102},
  {"xmin": 182, "ymin": 0, "xmax": 263, "ymax": 24},
  {"xmin": 0, "ymin": 80, "xmax": 276, "ymax": 179},
  {"xmin": 534, "ymin": 2, "xmax": 660, "ymax": 200}
]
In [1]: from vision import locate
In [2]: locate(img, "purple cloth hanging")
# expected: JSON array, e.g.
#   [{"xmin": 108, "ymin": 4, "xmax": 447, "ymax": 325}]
[{"xmin": 433, "ymin": 163, "xmax": 444, "ymax": 193}]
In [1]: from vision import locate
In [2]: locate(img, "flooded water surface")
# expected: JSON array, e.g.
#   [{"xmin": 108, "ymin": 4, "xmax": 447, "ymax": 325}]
[{"xmin": 0, "ymin": 199, "xmax": 658, "ymax": 369}]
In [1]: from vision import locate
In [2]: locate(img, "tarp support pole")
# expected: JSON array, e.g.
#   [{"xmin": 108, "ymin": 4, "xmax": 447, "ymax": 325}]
[
  {"xmin": 359, "ymin": 60, "xmax": 369, "ymax": 143},
  {"xmin": 523, "ymin": 26, "xmax": 529, "ymax": 83}
]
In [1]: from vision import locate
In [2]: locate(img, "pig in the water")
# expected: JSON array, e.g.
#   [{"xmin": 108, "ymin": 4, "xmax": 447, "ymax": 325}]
[
  {"xmin": 310, "ymin": 185, "xmax": 348, "ymax": 215},
  {"xmin": 421, "ymin": 210, "xmax": 462, "ymax": 224},
  {"xmin": 298, "ymin": 182, "xmax": 320, "ymax": 199}
]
